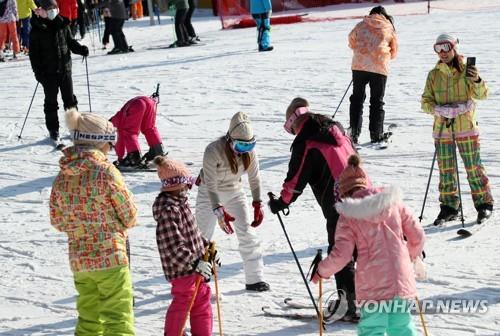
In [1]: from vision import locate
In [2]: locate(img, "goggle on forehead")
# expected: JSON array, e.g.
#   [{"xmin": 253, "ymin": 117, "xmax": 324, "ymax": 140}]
[
  {"xmin": 433, "ymin": 42, "xmax": 453, "ymax": 53},
  {"xmin": 231, "ymin": 138, "xmax": 256, "ymax": 153}
]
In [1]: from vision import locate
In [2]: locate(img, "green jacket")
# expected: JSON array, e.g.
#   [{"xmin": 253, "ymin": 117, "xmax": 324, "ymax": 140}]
[
  {"xmin": 50, "ymin": 146, "xmax": 137, "ymax": 273},
  {"xmin": 16, "ymin": 0, "xmax": 36, "ymax": 20},
  {"xmin": 421, "ymin": 55, "xmax": 488, "ymax": 139}
]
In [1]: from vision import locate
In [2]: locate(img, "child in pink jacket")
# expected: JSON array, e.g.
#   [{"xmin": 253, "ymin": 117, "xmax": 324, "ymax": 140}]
[
  {"xmin": 313, "ymin": 154, "xmax": 424, "ymax": 336},
  {"xmin": 110, "ymin": 94, "xmax": 165, "ymax": 169}
]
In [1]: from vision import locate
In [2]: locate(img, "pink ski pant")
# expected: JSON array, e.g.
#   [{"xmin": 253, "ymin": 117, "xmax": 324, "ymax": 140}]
[
  {"xmin": 111, "ymin": 96, "xmax": 162, "ymax": 160},
  {"xmin": 164, "ymin": 274, "xmax": 212, "ymax": 336}
]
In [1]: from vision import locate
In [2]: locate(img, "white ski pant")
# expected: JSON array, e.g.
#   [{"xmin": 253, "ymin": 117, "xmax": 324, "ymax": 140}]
[{"xmin": 195, "ymin": 185, "xmax": 264, "ymax": 285}]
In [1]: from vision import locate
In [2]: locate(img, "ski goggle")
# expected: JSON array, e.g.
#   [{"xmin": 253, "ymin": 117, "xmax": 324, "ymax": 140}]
[
  {"xmin": 433, "ymin": 42, "xmax": 454, "ymax": 53},
  {"xmin": 231, "ymin": 138, "xmax": 256, "ymax": 153},
  {"xmin": 284, "ymin": 106, "xmax": 310, "ymax": 135}
]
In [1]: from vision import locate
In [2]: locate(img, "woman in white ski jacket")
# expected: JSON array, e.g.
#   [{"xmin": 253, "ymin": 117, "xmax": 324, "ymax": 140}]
[{"xmin": 195, "ymin": 111, "xmax": 269, "ymax": 292}]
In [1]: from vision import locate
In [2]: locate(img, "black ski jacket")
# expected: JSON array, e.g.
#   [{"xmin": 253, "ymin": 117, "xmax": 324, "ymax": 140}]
[
  {"xmin": 29, "ymin": 15, "xmax": 87, "ymax": 79},
  {"xmin": 279, "ymin": 115, "xmax": 356, "ymax": 219}
]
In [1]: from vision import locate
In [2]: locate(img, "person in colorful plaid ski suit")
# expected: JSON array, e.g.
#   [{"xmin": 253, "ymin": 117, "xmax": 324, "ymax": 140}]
[{"xmin": 421, "ymin": 33, "xmax": 493, "ymax": 225}]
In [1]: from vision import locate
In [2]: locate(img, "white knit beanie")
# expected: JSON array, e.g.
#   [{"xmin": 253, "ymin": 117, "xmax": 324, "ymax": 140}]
[
  {"xmin": 65, "ymin": 108, "xmax": 116, "ymax": 149},
  {"xmin": 228, "ymin": 112, "xmax": 253, "ymax": 141}
]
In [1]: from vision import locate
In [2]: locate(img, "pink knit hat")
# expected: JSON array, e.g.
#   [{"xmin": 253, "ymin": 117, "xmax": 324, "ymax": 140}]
[
  {"xmin": 338, "ymin": 155, "xmax": 369, "ymax": 197},
  {"xmin": 154, "ymin": 156, "xmax": 195, "ymax": 192}
]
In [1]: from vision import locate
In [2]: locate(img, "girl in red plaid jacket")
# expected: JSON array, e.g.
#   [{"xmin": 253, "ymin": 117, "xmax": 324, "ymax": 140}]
[{"xmin": 152, "ymin": 155, "xmax": 214, "ymax": 336}]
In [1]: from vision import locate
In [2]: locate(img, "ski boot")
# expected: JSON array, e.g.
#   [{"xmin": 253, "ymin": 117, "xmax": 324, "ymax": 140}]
[
  {"xmin": 114, "ymin": 151, "xmax": 142, "ymax": 169},
  {"xmin": 142, "ymin": 143, "xmax": 166, "ymax": 164},
  {"xmin": 433, "ymin": 204, "xmax": 459, "ymax": 226},
  {"xmin": 245, "ymin": 281, "xmax": 270, "ymax": 292},
  {"xmin": 476, "ymin": 203, "xmax": 493, "ymax": 224}
]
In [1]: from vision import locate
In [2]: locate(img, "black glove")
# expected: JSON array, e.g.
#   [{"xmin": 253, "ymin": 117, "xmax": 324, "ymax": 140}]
[
  {"xmin": 34, "ymin": 72, "xmax": 45, "ymax": 83},
  {"xmin": 80, "ymin": 45, "xmax": 89, "ymax": 57},
  {"xmin": 268, "ymin": 197, "xmax": 289, "ymax": 214}
]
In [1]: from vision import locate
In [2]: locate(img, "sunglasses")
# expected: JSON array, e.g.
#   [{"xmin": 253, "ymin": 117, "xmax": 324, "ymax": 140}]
[
  {"xmin": 433, "ymin": 42, "xmax": 453, "ymax": 53},
  {"xmin": 232, "ymin": 138, "xmax": 256, "ymax": 153}
]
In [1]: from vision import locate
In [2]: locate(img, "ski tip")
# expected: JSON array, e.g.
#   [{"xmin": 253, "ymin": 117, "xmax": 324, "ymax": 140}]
[{"xmin": 283, "ymin": 298, "xmax": 292, "ymax": 304}]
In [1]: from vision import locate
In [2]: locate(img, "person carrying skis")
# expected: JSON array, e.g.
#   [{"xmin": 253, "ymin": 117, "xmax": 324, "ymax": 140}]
[
  {"xmin": 50, "ymin": 108, "xmax": 137, "ymax": 335},
  {"xmin": 268, "ymin": 97, "xmax": 359, "ymax": 321},
  {"xmin": 153, "ymin": 155, "xmax": 218, "ymax": 336},
  {"xmin": 421, "ymin": 33, "xmax": 493, "ymax": 225},
  {"xmin": 0, "ymin": 0, "xmax": 21, "ymax": 61},
  {"xmin": 109, "ymin": 91, "xmax": 166, "ymax": 169},
  {"xmin": 312, "ymin": 154, "xmax": 425, "ymax": 336},
  {"xmin": 250, "ymin": 0, "xmax": 273, "ymax": 52},
  {"xmin": 348, "ymin": 5, "xmax": 397, "ymax": 146},
  {"xmin": 29, "ymin": 0, "xmax": 88, "ymax": 144},
  {"xmin": 195, "ymin": 111, "xmax": 269, "ymax": 292}
]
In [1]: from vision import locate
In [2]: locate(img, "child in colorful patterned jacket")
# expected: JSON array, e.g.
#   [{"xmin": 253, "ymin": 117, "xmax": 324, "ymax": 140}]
[
  {"xmin": 312, "ymin": 154, "xmax": 425, "ymax": 336},
  {"xmin": 50, "ymin": 108, "xmax": 137, "ymax": 335},
  {"xmin": 153, "ymin": 155, "xmax": 219, "ymax": 336}
]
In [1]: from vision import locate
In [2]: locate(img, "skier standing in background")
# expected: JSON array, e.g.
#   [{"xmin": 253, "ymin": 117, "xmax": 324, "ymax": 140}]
[
  {"xmin": 0, "ymin": 0, "xmax": 20, "ymax": 61},
  {"xmin": 15, "ymin": 0, "xmax": 37, "ymax": 54},
  {"xmin": 250, "ymin": 0, "xmax": 273, "ymax": 51},
  {"xmin": 421, "ymin": 33, "xmax": 493, "ymax": 225},
  {"xmin": 29, "ymin": 0, "xmax": 88, "ymax": 144},
  {"xmin": 50, "ymin": 109, "xmax": 137, "ymax": 335},
  {"xmin": 268, "ymin": 97, "xmax": 360, "ymax": 321},
  {"xmin": 348, "ymin": 6, "xmax": 397, "ymax": 146},
  {"xmin": 153, "ymin": 155, "xmax": 216, "ymax": 336},
  {"xmin": 195, "ymin": 111, "xmax": 269, "ymax": 292},
  {"xmin": 313, "ymin": 154, "xmax": 425, "ymax": 335},
  {"xmin": 100, "ymin": 0, "xmax": 132, "ymax": 54}
]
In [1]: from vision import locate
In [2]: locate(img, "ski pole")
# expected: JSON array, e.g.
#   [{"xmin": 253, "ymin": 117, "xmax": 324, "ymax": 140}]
[
  {"xmin": 332, "ymin": 79, "xmax": 353, "ymax": 120},
  {"xmin": 84, "ymin": 57, "xmax": 92, "ymax": 112},
  {"xmin": 126, "ymin": 237, "xmax": 135, "ymax": 307},
  {"xmin": 449, "ymin": 119, "xmax": 465, "ymax": 226},
  {"xmin": 418, "ymin": 121, "xmax": 445, "ymax": 222},
  {"xmin": 268, "ymin": 192, "xmax": 324, "ymax": 326},
  {"xmin": 18, "ymin": 82, "xmax": 39, "ymax": 140},
  {"xmin": 319, "ymin": 278, "xmax": 323, "ymax": 336},
  {"xmin": 209, "ymin": 243, "xmax": 223, "ymax": 336},
  {"xmin": 180, "ymin": 245, "xmax": 211, "ymax": 336},
  {"xmin": 415, "ymin": 296, "xmax": 429, "ymax": 336}
]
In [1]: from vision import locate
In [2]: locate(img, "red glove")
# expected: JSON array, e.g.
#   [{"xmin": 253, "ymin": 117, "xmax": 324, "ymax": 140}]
[
  {"xmin": 251, "ymin": 201, "xmax": 264, "ymax": 227},
  {"xmin": 213, "ymin": 206, "xmax": 235, "ymax": 234}
]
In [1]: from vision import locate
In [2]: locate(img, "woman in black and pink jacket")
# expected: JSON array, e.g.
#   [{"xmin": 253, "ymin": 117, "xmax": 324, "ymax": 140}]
[{"xmin": 269, "ymin": 96, "xmax": 362, "ymax": 322}]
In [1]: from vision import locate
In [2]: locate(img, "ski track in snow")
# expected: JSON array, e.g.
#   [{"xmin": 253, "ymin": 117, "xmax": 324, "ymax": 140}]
[{"xmin": 1, "ymin": 0, "xmax": 500, "ymax": 335}]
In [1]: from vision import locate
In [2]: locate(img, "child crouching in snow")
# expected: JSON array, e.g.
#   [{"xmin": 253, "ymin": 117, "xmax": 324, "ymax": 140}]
[
  {"xmin": 50, "ymin": 109, "xmax": 137, "ymax": 335},
  {"xmin": 110, "ymin": 93, "xmax": 166, "ymax": 169},
  {"xmin": 313, "ymin": 154, "xmax": 425, "ymax": 336},
  {"xmin": 153, "ymin": 155, "xmax": 218, "ymax": 336}
]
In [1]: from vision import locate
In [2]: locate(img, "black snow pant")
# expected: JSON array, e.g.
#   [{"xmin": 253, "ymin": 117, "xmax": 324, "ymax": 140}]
[
  {"xmin": 40, "ymin": 72, "xmax": 78, "ymax": 137},
  {"xmin": 174, "ymin": 8, "xmax": 189, "ymax": 43},
  {"xmin": 349, "ymin": 70, "xmax": 387, "ymax": 142},
  {"xmin": 109, "ymin": 18, "xmax": 128, "ymax": 51},
  {"xmin": 326, "ymin": 211, "xmax": 357, "ymax": 314},
  {"xmin": 185, "ymin": 0, "xmax": 197, "ymax": 38},
  {"xmin": 102, "ymin": 17, "xmax": 111, "ymax": 45}
]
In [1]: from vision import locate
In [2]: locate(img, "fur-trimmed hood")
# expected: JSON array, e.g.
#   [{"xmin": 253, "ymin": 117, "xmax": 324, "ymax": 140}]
[{"xmin": 335, "ymin": 186, "xmax": 401, "ymax": 220}]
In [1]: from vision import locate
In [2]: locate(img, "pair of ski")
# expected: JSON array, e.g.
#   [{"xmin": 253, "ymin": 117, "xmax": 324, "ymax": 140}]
[
  {"xmin": 426, "ymin": 215, "xmax": 492, "ymax": 239},
  {"xmin": 262, "ymin": 298, "xmax": 320, "ymax": 320},
  {"xmin": 354, "ymin": 123, "xmax": 397, "ymax": 151}
]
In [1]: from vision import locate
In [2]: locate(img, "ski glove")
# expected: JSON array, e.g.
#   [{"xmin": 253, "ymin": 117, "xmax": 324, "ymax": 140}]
[
  {"xmin": 268, "ymin": 197, "xmax": 289, "ymax": 214},
  {"xmin": 193, "ymin": 259, "xmax": 212, "ymax": 281},
  {"xmin": 311, "ymin": 266, "xmax": 327, "ymax": 284},
  {"xmin": 251, "ymin": 201, "xmax": 264, "ymax": 227},
  {"xmin": 209, "ymin": 248, "xmax": 222, "ymax": 268},
  {"xmin": 80, "ymin": 45, "xmax": 89, "ymax": 57},
  {"xmin": 213, "ymin": 206, "xmax": 235, "ymax": 234}
]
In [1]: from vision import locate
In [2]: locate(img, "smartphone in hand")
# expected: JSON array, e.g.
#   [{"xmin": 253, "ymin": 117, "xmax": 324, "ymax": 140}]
[{"xmin": 466, "ymin": 57, "xmax": 476, "ymax": 77}]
